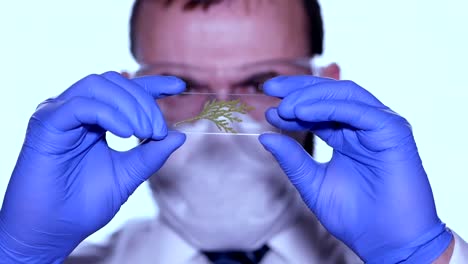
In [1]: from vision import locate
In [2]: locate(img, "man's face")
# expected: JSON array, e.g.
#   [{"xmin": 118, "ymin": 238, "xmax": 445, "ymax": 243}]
[
  {"xmin": 132, "ymin": 0, "xmax": 312, "ymax": 126},
  {"xmin": 131, "ymin": 1, "xmax": 324, "ymax": 248}
]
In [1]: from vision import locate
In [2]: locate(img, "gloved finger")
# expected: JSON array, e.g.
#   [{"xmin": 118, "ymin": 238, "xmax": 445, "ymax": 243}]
[
  {"xmin": 101, "ymin": 72, "xmax": 174, "ymax": 140},
  {"xmin": 57, "ymin": 74, "xmax": 154, "ymax": 139},
  {"xmin": 131, "ymin": 75, "xmax": 186, "ymax": 98},
  {"xmin": 277, "ymin": 80, "xmax": 386, "ymax": 120},
  {"xmin": 265, "ymin": 107, "xmax": 336, "ymax": 141},
  {"xmin": 293, "ymin": 99, "xmax": 399, "ymax": 132},
  {"xmin": 43, "ymin": 97, "xmax": 134, "ymax": 138},
  {"xmin": 265, "ymin": 107, "xmax": 309, "ymax": 131},
  {"xmin": 262, "ymin": 75, "xmax": 333, "ymax": 98},
  {"xmin": 116, "ymin": 131, "xmax": 186, "ymax": 195},
  {"xmin": 259, "ymin": 133, "xmax": 323, "ymax": 208}
]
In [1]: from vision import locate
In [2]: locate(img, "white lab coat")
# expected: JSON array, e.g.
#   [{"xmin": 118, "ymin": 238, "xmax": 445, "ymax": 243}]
[{"xmin": 66, "ymin": 208, "xmax": 468, "ymax": 264}]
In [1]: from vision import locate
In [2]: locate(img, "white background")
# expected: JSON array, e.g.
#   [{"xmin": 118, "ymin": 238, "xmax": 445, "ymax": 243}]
[{"xmin": 0, "ymin": 0, "xmax": 467, "ymax": 245}]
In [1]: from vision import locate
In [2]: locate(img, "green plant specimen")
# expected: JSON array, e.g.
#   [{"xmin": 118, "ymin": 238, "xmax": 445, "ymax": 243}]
[{"xmin": 174, "ymin": 99, "xmax": 255, "ymax": 133}]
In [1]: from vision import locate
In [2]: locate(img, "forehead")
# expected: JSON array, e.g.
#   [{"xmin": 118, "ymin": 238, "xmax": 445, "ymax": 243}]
[{"xmin": 134, "ymin": 0, "xmax": 309, "ymax": 68}]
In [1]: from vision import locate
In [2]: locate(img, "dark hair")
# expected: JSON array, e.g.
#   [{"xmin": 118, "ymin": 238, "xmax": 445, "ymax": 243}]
[{"xmin": 129, "ymin": 0, "xmax": 324, "ymax": 59}]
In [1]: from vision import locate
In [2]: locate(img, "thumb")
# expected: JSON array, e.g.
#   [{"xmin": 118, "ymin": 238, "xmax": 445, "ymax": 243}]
[
  {"xmin": 259, "ymin": 133, "xmax": 323, "ymax": 206},
  {"xmin": 119, "ymin": 131, "xmax": 186, "ymax": 191}
]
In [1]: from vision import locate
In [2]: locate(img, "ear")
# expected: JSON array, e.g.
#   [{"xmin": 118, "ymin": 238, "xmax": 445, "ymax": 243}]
[
  {"xmin": 320, "ymin": 63, "xmax": 341, "ymax": 80},
  {"xmin": 120, "ymin": 71, "xmax": 131, "ymax": 79}
]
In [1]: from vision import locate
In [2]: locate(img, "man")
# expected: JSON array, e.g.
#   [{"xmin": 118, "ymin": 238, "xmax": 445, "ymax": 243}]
[{"xmin": 0, "ymin": 0, "xmax": 467, "ymax": 263}]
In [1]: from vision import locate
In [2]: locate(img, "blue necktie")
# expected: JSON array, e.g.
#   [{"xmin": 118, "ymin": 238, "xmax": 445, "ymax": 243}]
[{"xmin": 202, "ymin": 244, "xmax": 270, "ymax": 264}]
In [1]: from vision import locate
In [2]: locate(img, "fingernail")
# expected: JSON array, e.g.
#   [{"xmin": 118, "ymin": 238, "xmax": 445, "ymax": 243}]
[
  {"xmin": 152, "ymin": 124, "xmax": 168, "ymax": 140},
  {"xmin": 165, "ymin": 76, "xmax": 186, "ymax": 86},
  {"xmin": 264, "ymin": 76, "xmax": 288, "ymax": 87}
]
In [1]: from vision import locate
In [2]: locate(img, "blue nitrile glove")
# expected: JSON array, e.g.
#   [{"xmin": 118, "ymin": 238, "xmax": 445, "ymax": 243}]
[
  {"xmin": 259, "ymin": 76, "xmax": 453, "ymax": 263},
  {"xmin": 0, "ymin": 72, "xmax": 186, "ymax": 263}
]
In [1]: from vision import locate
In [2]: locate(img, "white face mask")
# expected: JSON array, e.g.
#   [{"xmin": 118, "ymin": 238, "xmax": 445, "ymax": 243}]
[{"xmin": 149, "ymin": 116, "xmax": 307, "ymax": 250}]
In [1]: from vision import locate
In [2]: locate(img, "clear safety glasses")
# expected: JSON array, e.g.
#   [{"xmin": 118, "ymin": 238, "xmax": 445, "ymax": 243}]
[{"xmin": 135, "ymin": 58, "xmax": 321, "ymax": 136}]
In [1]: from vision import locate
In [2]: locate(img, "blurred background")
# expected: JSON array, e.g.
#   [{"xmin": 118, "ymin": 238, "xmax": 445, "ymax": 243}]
[{"xmin": 0, "ymin": 0, "xmax": 467, "ymax": 245}]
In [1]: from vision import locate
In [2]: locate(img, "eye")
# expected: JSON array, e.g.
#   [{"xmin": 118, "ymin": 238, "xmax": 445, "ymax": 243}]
[
  {"xmin": 237, "ymin": 72, "xmax": 279, "ymax": 93},
  {"xmin": 184, "ymin": 82, "xmax": 210, "ymax": 93},
  {"xmin": 249, "ymin": 80, "xmax": 266, "ymax": 93},
  {"xmin": 159, "ymin": 73, "xmax": 209, "ymax": 94}
]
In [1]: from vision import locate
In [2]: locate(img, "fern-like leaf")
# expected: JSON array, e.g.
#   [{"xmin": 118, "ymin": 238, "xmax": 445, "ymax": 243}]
[{"xmin": 174, "ymin": 99, "xmax": 255, "ymax": 133}]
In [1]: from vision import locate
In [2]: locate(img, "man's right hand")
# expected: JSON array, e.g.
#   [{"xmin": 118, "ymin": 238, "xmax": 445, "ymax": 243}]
[{"xmin": 0, "ymin": 72, "xmax": 186, "ymax": 263}]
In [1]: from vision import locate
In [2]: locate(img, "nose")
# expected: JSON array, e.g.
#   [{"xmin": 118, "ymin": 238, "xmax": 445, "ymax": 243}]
[{"xmin": 211, "ymin": 83, "xmax": 233, "ymax": 101}]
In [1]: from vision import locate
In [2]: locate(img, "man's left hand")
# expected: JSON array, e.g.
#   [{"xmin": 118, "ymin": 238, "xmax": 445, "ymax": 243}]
[{"xmin": 259, "ymin": 76, "xmax": 453, "ymax": 263}]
